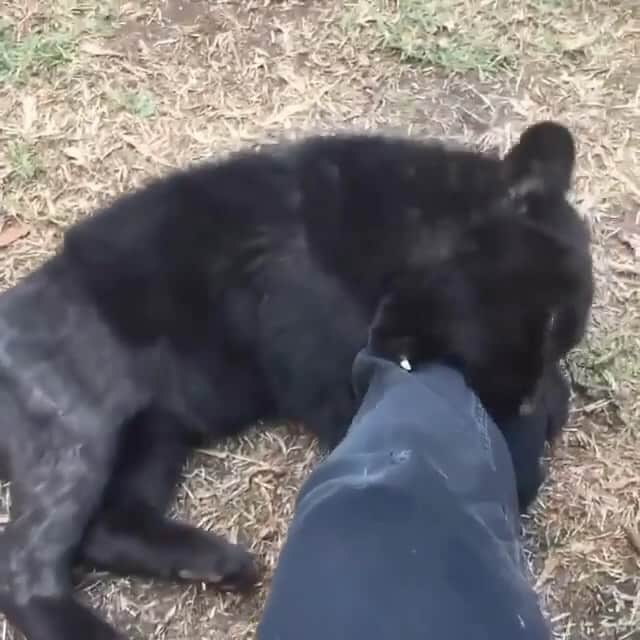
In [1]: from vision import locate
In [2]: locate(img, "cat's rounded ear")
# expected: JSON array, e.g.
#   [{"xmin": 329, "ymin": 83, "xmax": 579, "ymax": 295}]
[{"xmin": 503, "ymin": 121, "xmax": 576, "ymax": 196}]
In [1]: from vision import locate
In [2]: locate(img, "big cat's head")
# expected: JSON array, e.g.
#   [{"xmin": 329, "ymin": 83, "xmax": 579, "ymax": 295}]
[{"xmin": 370, "ymin": 121, "xmax": 594, "ymax": 419}]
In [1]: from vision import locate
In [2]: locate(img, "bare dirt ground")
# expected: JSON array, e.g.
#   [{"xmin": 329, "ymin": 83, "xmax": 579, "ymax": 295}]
[{"xmin": 0, "ymin": 0, "xmax": 638, "ymax": 638}]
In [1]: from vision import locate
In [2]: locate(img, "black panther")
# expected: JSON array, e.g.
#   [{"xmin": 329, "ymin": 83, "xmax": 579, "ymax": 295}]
[{"xmin": 0, "ymin": 121, "xmax": 593, "ymax": 639}]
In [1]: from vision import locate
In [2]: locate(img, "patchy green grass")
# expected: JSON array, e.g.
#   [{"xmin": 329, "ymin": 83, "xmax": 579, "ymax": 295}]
[
  {"xmin": 113, "ymin": 90, "xmax": 158, "ymax": 118},
  {"xmin": 356, "ymin": 0, "xmax": 516, "ymax": 73},
  {"xmin": 0, "ymin": 26, "xmax": 76, "ymax": 82},
  {"xmin": 572, "ymin": 330, "xmax": 640, "ymax": 418},
  {"xmin": 346, "ymin": 0, "xmax": 614, "ymax": 76},
  {"xmin": 0, "ymin": 1, "xmax": 117, "ymax": 83},
  {"xmin": 6, "ymin": 141, "xmax": 42, "ymax": 182}
]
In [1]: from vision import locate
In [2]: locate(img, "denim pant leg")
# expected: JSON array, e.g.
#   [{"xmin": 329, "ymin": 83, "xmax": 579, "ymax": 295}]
[{"xmin": 257, "ymin": 350, "xmax": 551, "ymax": 640}]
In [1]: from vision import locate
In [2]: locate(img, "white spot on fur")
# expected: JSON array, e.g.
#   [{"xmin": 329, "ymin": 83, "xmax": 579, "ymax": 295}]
[{"xmin": 519, "ymin": 398, "xmax": 536, "ymax": 415}]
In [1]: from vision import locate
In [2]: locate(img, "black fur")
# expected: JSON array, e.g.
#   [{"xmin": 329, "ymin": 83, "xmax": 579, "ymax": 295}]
[
  {"xmin": 0, "ymin": 122, "xmax": 593, "ymax": 639},
  {"xmin": 500, "ymin": 361, "xmax": 571, "ymax": 510}
]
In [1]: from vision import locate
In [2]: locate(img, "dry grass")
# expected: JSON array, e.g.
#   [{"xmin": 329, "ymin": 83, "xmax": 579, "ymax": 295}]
[{"xmin": 0, "ymin": 0, "xmax": 639, "ymax": 638}]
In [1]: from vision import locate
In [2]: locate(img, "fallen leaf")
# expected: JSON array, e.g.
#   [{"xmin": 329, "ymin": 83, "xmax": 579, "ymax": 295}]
[
  {"xmin": 626, "ymin": 527, "xmax": 640, "ymax": 556},
  {"xmin": 0, "ymin": 224, "xmax": 31, "ymax": 248},
  {"xmin": 63, "ymin": 146, "xmax": 85, "ymax": 162},
  {"xmin": 621, "ymin": 231, "xmax": 640, "ymax": 260},
  {"xmin": 22, "ymin": 95, "xmax": 37, "ymax": 133},
  {"xmin": 80, "ymin": 40, "xmax": 124, "ymax": 57},
  {"xmin": 560, "ymin": 34, "xmax": 599, "ymax": 53},
  {"xmin": 535, "ymin": 554, "xmax": 561, "ymax": 588}
]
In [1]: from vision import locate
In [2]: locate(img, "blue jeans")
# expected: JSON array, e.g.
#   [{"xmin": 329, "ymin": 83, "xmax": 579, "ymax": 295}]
[{"xmin": 257, "ymin": 350, "xmax": 550, "ymax": 640}]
